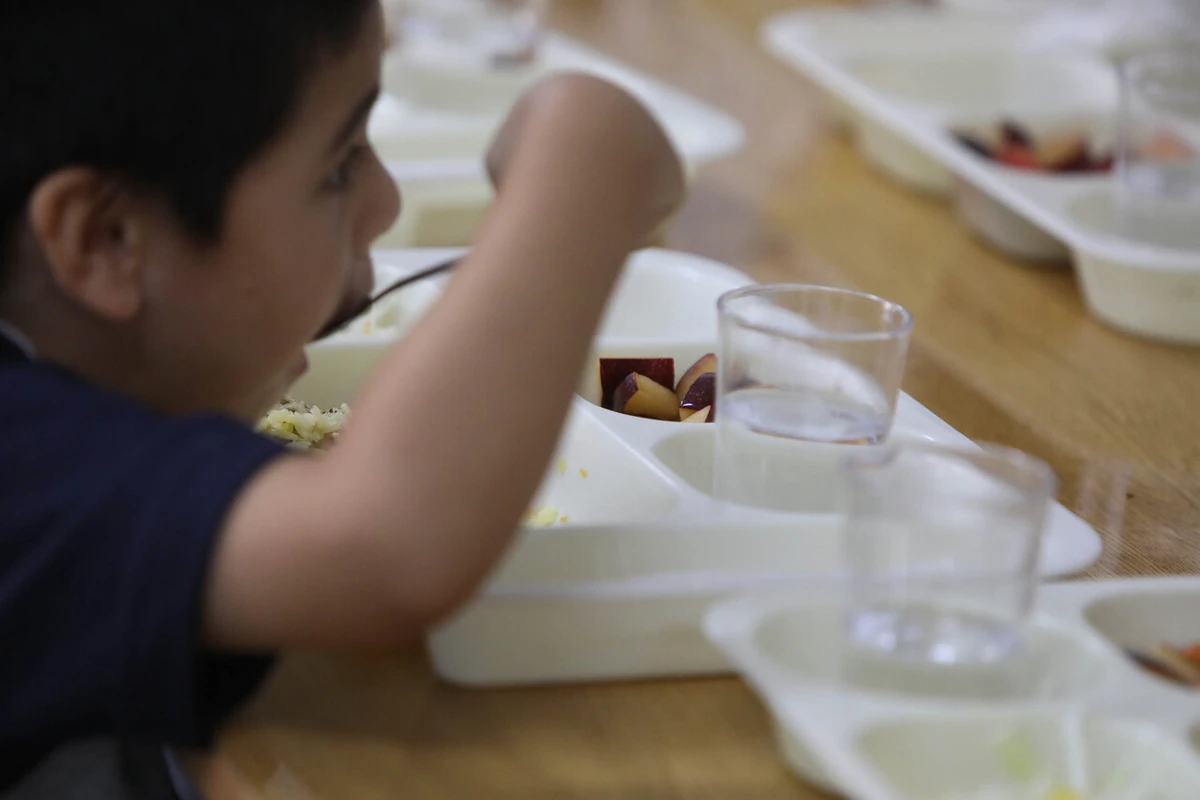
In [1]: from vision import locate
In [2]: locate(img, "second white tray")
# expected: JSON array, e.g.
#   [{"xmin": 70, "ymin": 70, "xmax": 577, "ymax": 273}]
[{"xmin": 761, "ymin": 6, "xmax": 1200, "ymax": 345}]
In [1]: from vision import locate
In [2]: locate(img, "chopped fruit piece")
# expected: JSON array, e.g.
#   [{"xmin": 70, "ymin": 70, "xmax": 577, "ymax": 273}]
[
  {"xmin": 953, "ymin": 121, "xmax": 1114, "ymax": 174},
  {"xmin": 679, "ymin": 407, "xmax": 696, "ymax": 421},
  {"xmin": 994, "ymin": 143, "xmax": 1040, "ymax": 170},
  {"xmin": 680, "ymin": 373, "xmax": 716, "ymax": 415},
  {"xmin": 612, "ymin": 373, "xmax": 681, "ymax": 421},
  {"xmin": 682, "ymin": 406, "xmax": 712, "ymax": 423},
  {"xmin": 1036, "ymin": 133, "xmax": 1089, "ymax": 172},
  {"xmin": 1000, "ymin": 119, "xmax": 1033, "ymax": 148},
  {"xmin": 599, "ymin": 358, "xmax": 674, "ymax": 409},
  {"xmin": 675, "ymin": 353, "xmax": 718, "ymax": 400},
  {"xmin": 579, "ymin": 469, "xmax": 588, "ymax": 479}
]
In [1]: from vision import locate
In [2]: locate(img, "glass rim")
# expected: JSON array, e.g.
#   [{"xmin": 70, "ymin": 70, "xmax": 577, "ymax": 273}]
[
  {"xmin": 717, "ymin": 283, "xmax": 914, "ymax": 343},
  {"xmin": 1124, "ymin": 52, "xmax": 1200, "ymax": 103},
  {"xmin": 843, "ymin": 439, "xmax": 1058, "ymax": 498}
]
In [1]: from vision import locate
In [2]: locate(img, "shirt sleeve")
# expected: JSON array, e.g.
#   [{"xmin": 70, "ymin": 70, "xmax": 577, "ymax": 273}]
[{"xmin": 0, "ymin": 363, "xmax": 285, "ymax": 777}]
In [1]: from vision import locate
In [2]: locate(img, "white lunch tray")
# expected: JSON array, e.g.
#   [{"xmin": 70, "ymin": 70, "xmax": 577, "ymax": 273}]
[
  {"xmin": 290, "ymin": 247, "xmax": 1102, "ymax": 688},
  {"xmin": 761, "ymin": 6, "xmax": 1200, "ymax": 345},
  {"xmin": 370, "ymin": 32, "xmax": 745, "ymax": 249},
  {"xmin": 707, "ymin": 575, "xmax": 1200, "ymax": 800}
]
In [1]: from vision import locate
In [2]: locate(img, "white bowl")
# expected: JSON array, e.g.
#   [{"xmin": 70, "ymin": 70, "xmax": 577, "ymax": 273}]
[
  {"xmin": 854, "ymin": 115, "xmax": 955, "ymax": 195},
  {"xmin": 955, "ymin": 179, "xmax": 1070, "ymax": 264},
  {"xmin": 1066, "ymin": 190, "xmax": 1200, "ymax": 344}
]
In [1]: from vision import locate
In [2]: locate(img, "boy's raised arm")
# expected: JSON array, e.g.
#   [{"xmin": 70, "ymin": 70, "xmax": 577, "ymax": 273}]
[{"xmin": 202, "ymin": 74, "xmax": 685, "ymax": 651}]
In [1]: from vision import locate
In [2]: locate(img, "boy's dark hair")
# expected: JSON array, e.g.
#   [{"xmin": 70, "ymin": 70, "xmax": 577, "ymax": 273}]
[{"xmin": 0, "ymin": 0, "xmax": 375, "ymax": 287}]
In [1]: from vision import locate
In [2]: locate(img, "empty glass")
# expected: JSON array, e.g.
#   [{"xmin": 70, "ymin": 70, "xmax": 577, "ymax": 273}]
[
  {"xmin": 1116, "ymin": 52, "xmax": 1200, "ymax": 250},
  {"xmin": 712, "ymin": 285, "xmax": 912, "ymax": 515},
  {"xmin": 842, "ymin": 441, "xmax": 1056, "ymax": 699}
]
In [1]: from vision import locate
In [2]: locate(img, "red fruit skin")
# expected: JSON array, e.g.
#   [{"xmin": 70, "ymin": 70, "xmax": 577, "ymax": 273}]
[{"xmin": 994, "ymin": 144, "xmax": 1040, "ymax": 171}]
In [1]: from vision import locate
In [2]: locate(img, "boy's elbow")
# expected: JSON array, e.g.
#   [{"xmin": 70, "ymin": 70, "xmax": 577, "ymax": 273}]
[
  {"xmin": 322, "ymin": 470, "xmax": 519, "ymax": 647},
  {"xmin": 378, "ymin": 560, "xmax": 487, "ymax": 639},
  {"xmin": 371, "ymin": 518, "xmax": 509, "ymax": 640},
  {"xmin": 210, "ymin": 462, "xmax": 505, "ymax": 651}
]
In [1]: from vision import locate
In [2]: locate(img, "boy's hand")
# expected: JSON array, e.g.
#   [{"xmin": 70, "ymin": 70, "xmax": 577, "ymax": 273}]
[{"xmin": 486, "ymin": 73, "xmax": 685, "ymax": 241}]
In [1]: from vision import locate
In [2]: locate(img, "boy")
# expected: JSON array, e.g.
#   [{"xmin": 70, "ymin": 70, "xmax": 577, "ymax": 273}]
[{"xmin": 0, "ymin": 0, "xmax": 684, "ymax": 795}]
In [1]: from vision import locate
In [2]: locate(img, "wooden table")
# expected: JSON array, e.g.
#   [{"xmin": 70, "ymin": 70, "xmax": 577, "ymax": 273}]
[{"xmin": 195, "ymin": 1, "xmax": 1200, "ymax": 796}]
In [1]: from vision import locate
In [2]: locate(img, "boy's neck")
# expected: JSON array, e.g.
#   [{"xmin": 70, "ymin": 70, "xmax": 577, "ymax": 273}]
[{"xmin": 3, "ymin": 294, "xmax": 158, "ymax": 409}]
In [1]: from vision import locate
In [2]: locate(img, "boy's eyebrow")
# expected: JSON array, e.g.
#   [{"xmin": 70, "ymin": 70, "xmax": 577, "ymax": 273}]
[{"xmin": 328, "ymin": 85, "xmax": 381, "ymax": 154}]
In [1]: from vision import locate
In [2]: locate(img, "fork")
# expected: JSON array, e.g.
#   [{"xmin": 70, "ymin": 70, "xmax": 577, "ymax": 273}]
[{"xmin": 312, "ymin": 256, "xmax": 461, "ymax": 341}]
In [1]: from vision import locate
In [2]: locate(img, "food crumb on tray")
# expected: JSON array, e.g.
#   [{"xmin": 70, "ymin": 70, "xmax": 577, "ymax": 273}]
[
  {"xmin": 525, "ymin": 506, "xmax": 568, "ymax": 527},
  {"xmin": 525, "ymin": 457, "xmax": 589, "ymax": 527}
]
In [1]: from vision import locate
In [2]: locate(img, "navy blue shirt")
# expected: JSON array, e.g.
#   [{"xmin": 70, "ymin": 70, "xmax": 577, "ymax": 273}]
[{"xmin": 0, "ymin": 329, "xmax": 284, "ymax": 790}]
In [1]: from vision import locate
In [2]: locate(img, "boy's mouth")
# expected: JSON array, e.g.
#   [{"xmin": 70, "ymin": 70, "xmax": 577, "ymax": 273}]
[{"xmin": 313, "ymin": 260, "xmax": 378, "ymax": 342}]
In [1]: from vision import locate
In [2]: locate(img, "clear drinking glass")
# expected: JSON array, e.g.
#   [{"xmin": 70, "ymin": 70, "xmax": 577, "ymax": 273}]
[
  {"xmin": 1116, "ymin": 52, "xmax": 1200, "ymax": 250},
  {"xmin": 712, "ymin": 285, "xmax": 913, "ymax": 515},
  {"xmin": 842, "ymin": 441, "xmax": 1056, "ymax": 699}
]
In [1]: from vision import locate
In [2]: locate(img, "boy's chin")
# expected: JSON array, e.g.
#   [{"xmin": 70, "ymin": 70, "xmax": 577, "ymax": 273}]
[{"xmin": 243, "ymin": 354, "xmax": 310, "ymax": 424}]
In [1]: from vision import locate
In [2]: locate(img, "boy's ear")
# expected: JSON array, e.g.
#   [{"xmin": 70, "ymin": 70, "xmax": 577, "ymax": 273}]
[{"xmin": 26, "ymin": 168, "xmax": 147, "ymax": 322}]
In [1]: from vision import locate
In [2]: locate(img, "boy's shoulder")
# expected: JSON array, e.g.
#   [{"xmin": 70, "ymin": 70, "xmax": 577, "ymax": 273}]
[
  {"xmin": 0, "ymin": 330, "xmax": 281, "ymax": 793},
  {"xmin": 0, "ymin": 326, "xmax": 156, "ymax": 431},
  {"xmin": 0, "ymin": 338, "xmax": 277, "ymax": 503}
]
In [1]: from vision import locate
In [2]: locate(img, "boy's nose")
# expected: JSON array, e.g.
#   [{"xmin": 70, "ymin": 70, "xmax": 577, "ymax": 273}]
[{"xmin": 362, "ymin": 151, "xmax": 402, "ymax": 247}]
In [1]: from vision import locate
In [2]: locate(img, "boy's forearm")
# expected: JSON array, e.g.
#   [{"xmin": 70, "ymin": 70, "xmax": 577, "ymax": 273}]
[{"xmin": 339, "ymin": 131, "xmax": 652, "ymax": 617}]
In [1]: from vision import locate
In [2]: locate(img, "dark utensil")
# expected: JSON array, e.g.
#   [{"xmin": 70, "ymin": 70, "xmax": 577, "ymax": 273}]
[{"xmin": 312, "ymin": 256, "xmax": 460, "ymax": 341}]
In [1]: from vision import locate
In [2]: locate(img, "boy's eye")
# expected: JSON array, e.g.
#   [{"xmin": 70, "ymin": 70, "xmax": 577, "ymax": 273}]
[{"xmin": 326, "ymin": 145, "xmax": 369, "ymax": 191}]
